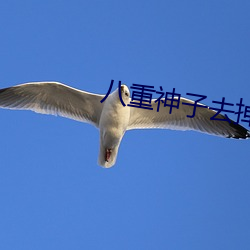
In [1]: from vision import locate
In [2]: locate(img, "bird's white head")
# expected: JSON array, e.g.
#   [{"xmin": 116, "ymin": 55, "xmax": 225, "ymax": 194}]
[{"xmin": 120, "ymin": 84, "xmax": 130, "ymax": 104}]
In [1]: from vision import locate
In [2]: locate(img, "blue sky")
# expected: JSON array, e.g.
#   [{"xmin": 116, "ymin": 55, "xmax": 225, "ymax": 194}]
[{"xmin": 0, "ymin": 1, "xmax": 250, "ymax": 249}]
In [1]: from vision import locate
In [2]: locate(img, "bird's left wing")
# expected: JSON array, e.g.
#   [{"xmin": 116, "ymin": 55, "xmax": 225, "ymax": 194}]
[
  {"xmin": 128, "ymin": 97, "xmax": 250, "ymax": 139},
  {"xmin": 0, "ymin": 82, "xmax": 104, "ymax": 127}
]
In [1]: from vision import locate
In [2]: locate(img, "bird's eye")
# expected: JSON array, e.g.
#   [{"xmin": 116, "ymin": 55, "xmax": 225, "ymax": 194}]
[{"xmin": 125, "ymin": 92, "xmax": 128, "ymax": 96}]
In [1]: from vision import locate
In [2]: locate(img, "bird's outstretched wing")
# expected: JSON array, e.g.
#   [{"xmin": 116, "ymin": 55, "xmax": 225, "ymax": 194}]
[
  {"xmin": 128, "ymin": 97, "xmax": 250, "ymax": 139},
  {"xmin": 0, "ymin": 82, "xmax": 104, "ymax": 127}
]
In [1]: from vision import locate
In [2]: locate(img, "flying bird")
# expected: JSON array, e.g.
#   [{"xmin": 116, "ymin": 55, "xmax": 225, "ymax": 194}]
[{"xmin": 0, "ymin": 82, "xmax": 249, "ymax": 168}]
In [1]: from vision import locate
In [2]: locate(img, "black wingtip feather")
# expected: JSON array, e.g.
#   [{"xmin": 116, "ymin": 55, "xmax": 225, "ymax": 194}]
[{"xmin": 229, "ymin": 121, "xmax": 250, "ymax": 139}]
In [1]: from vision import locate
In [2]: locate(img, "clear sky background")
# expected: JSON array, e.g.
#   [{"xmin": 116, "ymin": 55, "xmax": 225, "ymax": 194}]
[{"xmin": 0, "ymin": 1, "xmax": 249, "ymax": 249}]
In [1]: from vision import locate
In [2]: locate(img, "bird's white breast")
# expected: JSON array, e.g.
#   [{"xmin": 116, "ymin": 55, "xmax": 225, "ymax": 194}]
[{"xmin": 99, "ymin": 91, "xmax": 130, "ymax": 145}]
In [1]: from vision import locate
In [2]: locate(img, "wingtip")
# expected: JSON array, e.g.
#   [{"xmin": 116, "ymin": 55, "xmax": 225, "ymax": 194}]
[
  {"xmin": 247, "ymin": 131, "xmax": 250, "ymax": 139},
  {"xmin": 228, "ymin": 121, "xmax": 250, "ymax": 139}
]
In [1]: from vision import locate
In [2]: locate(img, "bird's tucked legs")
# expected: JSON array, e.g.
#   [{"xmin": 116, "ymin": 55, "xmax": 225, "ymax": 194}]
[{"xmin": 105, "ymin": 149, "xmax": 112, "ymax": 162}]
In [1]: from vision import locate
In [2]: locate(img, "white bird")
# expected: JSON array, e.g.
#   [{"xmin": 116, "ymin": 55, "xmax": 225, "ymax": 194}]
[{"xmin": 0, "ymin": 82, "xmax": 249, "ymax": 168}]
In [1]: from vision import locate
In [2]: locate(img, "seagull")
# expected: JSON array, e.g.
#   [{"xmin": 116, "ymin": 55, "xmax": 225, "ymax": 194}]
[{"xmin": 0, "ymin": 81, "xmax": 249, "ymax": 168}]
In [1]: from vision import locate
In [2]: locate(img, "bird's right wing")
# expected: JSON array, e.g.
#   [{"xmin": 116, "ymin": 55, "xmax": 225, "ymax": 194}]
[{"xmin": 0, "ymin": 82, "xmax": 104, "ymax": 127}]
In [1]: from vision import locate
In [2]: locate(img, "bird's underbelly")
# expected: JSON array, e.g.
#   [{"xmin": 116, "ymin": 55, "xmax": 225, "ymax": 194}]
[
  {"xmin": 99, "ymin": 101, "xmax": 130, "ymax": 148},
  {"xmin": 101, "ymin": 127, "xmax": 125, "ymax": 147}
]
